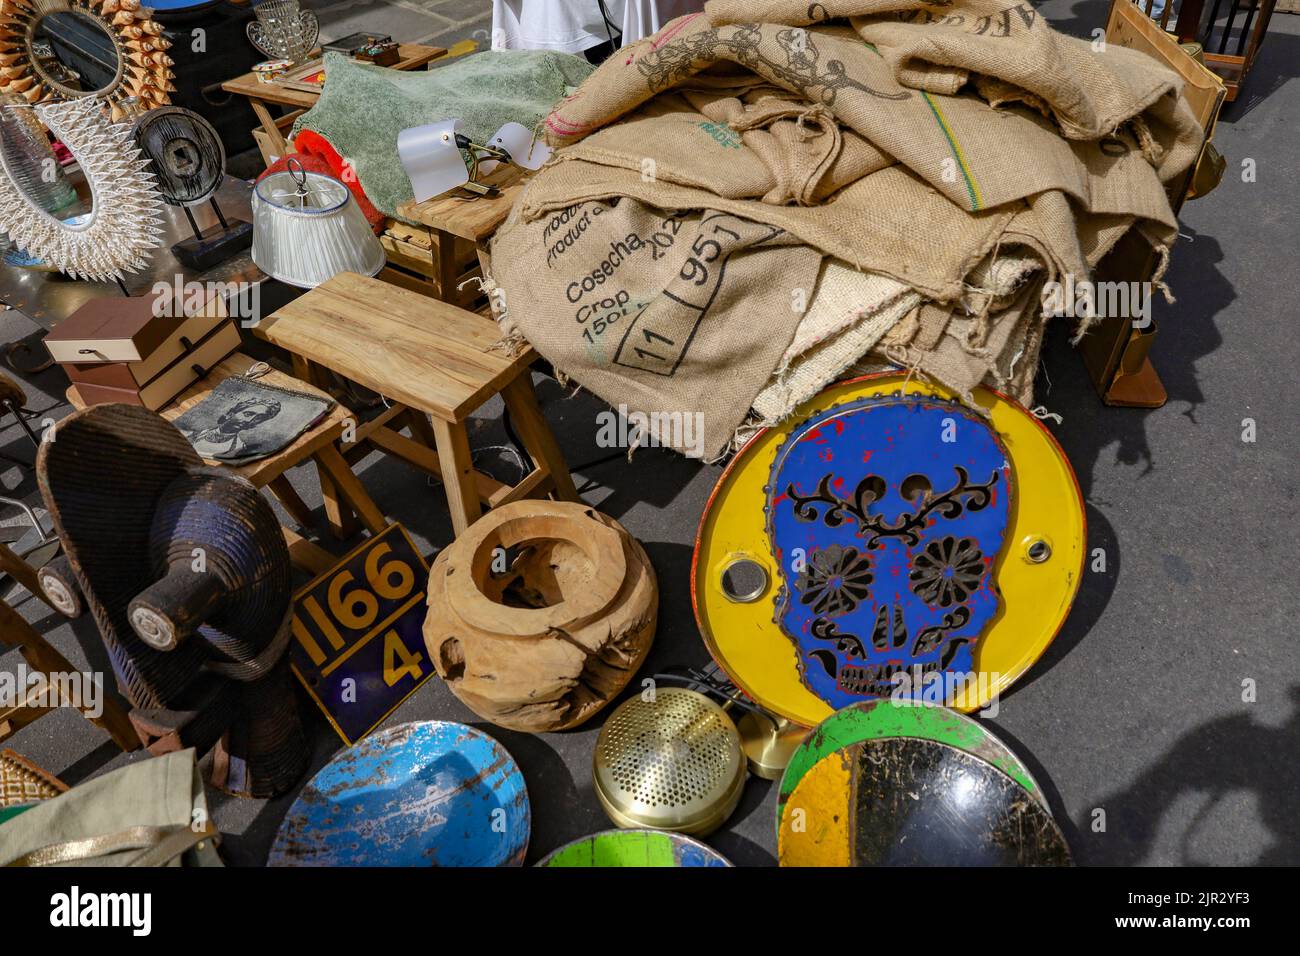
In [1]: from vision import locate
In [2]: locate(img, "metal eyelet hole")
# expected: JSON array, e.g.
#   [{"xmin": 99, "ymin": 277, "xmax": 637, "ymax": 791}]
[
  {"xmin": 1026, "ymin": 539, "xmax": 1052, "ymax": 563},
  {"xmin": 720, "ymin": 559, "xmax": 768, "ymax": 603}
]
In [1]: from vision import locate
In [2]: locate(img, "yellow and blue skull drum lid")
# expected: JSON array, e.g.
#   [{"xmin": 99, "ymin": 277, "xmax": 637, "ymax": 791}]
[{"xmin": 692, "ymin": 374, "xmax": 1084, "ymax": 725}]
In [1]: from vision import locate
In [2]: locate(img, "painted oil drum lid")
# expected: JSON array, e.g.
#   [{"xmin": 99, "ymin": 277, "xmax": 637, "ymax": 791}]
[
  {"xmin": 538, "ymin": 829, "xmax": 732, "ymax": 867},
  {"xmin": 268, "ymin": 721, "xmax": 530, "ymax": 866},
  {"xmin": 775, "ymin": 700, "xmax": 1047, "ymax": 836},
  {"xmin": 777, "ymin": 736, "xmax": 1071, "ymax": 866},
  {"xmin": 692, "ymin": 373, "xmax": 1085, "ymax": 726}
]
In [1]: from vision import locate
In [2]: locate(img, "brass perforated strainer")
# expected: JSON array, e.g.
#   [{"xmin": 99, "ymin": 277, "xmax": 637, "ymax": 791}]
[{"xmin": 593, "ymin": 687, "xmax": 746, "ymax": 836}]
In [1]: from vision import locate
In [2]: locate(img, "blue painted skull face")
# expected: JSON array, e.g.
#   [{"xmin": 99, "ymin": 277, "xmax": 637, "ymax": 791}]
[{"xmin": 767, "ymin": 394, "xmax": 1012, "ymax": 707}]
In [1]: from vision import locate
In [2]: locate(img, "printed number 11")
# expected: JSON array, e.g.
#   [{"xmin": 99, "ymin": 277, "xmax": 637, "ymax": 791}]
[{"xmin": 635, "ymin": 328, "xmax": 674, "ymax": 363}]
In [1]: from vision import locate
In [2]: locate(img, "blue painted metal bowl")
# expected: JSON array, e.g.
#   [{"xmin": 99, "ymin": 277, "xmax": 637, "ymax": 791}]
[{"xmin": 268, "ymin": 721, "xmax": 530, "ymax": 867}]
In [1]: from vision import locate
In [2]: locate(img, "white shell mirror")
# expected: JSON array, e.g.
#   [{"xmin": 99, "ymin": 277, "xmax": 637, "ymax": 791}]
[{"xmin": 0, "ymin": 96, "xmax": 163, "ymax": 280}]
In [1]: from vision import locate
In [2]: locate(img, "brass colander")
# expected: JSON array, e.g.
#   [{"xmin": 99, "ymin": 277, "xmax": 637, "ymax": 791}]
[{"xmin": 593, "ymin": 688, "xmax": 746, "ymax": 836}]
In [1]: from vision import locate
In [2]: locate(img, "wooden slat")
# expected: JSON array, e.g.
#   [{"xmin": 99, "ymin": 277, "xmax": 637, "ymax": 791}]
[
  {"xmin": 314, "ymin": 443, "xmax": 388, "ymax": 535},
  {"xmin": 395, "ymin": 166, "xmax": 527, "ymax": 242},
  {"xmin": 257, "ymin": 273, "xmax": 535, "ymax": 422},
  {"xmin": 364, "ymin": 421, "xmax": 510, "ymax": 504},
  {"xmin": 281, "ymin": 528, "xmax": 338, "ymax": 576},
  {"xmin": 0, "ymin": 542, "xmax": 44, "ymax": 608},
  {"xmin": 0, "ymin": 599, "xmax": 141, "ymax": 751},
  {"xmin": 375, "ymin": 265, "xmax": 441, "ymax": 299},
  {"xmin": 491, "ymin": 467, "xmax": 554, "ymax": 507}
]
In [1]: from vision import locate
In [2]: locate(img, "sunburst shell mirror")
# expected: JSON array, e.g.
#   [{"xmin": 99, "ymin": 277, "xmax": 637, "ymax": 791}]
[
  {"xmin": 0, "ymin": 0, "xmax": 174, "ymax": 120},
  {"xmin": 0, "ymin": 96, "xmax": 164, "ymax": 279}
]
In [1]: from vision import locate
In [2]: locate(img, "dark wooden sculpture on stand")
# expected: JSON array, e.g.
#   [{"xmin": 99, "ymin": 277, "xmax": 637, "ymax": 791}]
[
  {"xmin": 132, "ymin": 106, "xmax": 253, "ymax": 270},
  {"xmin": 37, "ymin": 404, "xmax": 310, "ymax": 797}
]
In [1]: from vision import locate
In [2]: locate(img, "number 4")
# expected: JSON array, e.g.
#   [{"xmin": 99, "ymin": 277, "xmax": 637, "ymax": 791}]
[{"xmin": 383, "ymin": 631, "xmax": 424, "ymax": 686}]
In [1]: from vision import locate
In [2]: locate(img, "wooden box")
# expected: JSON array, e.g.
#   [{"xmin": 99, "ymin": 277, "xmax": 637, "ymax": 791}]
[{"xmin": 51, "ymin": 294, "xmax": 241, "ymax": 411}]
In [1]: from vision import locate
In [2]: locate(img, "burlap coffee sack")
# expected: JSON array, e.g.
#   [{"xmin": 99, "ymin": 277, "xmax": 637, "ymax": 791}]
[
  {"xmin": 751, "ymin": 249, "xmax": 1036, "ymax": 426},
  {"xmin": 703, "ymin": 1, "xmax": 1202, "ymax": 175},
  {"xmin": 680, "ymin": 86, "xmax": 895, "ymax": 203},
  {"xmin": 878, "ymin": 273, "xmax": 1046, "ymax": 403},
  {"xmin": 557, "ymin": 88, "xmax": 889, "ymax": 206},
  {"xmin": 752, "ymin": 286, "xmax": 916, "ymax": 424},
  {"xmin": 779, "ymin": 258, "xmax": 916, "ymax": 365},
  {"xmin": 705, "ymin": 0, "xmax": 926, "ymax": 24},
  {"xmin": 543, "ymin": 15, "xmax": 1189, "ymax": 227},
  {"xmin": 913, "ymin": 301, "xmax": 954, "ymax": 351},
  {"xmin": 515, "ymin": 156, "xmax": 1013, "ymax": 300},
  {"xmin": 490, "ymin": 197, "xmax": 822, "ymax": 459}
]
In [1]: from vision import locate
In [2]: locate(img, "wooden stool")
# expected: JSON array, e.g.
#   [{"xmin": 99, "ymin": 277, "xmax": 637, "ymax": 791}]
[
  {"xmin": 257, "ymin": 272, "xmax": 579, "ymax": 538},
  {"xmin": 0, "ymin": 598, "xmax": 140, "ymax": 751},
  {"xmin": 67, "ymin": 352, "xmax": 387, "ymax": 575}
]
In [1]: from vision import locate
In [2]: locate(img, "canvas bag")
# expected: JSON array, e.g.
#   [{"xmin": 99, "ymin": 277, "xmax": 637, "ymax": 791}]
[{"xmin": 0, "ymin": 750, "xmax": 221, "ymax": 867}]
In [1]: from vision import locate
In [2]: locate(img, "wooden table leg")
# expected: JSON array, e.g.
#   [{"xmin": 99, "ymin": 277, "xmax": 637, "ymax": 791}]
[
  {"xmin": 248, "ymin": 97, "xmax": 290, "ymax": 158},
  {"xmin": 405, "ymin": 407, "xmax": 440, "ymax": 449},
  {"xmin": 431, "ymin": 418, "xmax": 481, "ymax": 535},
  {"xmin": 314, "ymin": 443, "xmax": 387, "ymax": 535},
  {"xmin": 436, "ymin": 228, "xmax": 460, "ymax": 302},
  {"xmin": 317, "ymin": 466, "xmax": 358, "ymax": 539},
  {"xmin": 0, "ymin": 541, "xmax": 48, "ymax": 610},
  {"xmin": 501, "ymin": 375, "xmax": 580, "ymax": 503},
  {"xmin": 0, "ymin": 599, "xmax": 141, "ymax": 751},
  {"xmin": 266, "ymin": 475, "xmax": 315, "ymax": 528},
  {"xmin": 280, "ymin": 526, "xmax": 337, "ymax": 576}
]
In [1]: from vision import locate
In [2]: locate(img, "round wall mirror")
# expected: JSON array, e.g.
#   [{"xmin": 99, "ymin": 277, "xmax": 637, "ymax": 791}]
[
  {"xmin": 28, "ymin": 11, "xmax": 124, "ymax": 97},
  {"xmin": 0, "ymin": 0, "xmax": 174, "ymax": 120}
]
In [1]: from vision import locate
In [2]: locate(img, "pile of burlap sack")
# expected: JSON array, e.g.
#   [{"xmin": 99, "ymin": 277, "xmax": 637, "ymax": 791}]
[{"xmin": 486, "ymin": 0, "xmax": 1203, "ymax": 459}]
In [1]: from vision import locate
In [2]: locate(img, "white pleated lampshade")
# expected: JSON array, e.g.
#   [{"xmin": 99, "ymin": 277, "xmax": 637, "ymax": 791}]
[{"xmin": 252, "ymin": 165, "xmax": 384, "ymax": 288}]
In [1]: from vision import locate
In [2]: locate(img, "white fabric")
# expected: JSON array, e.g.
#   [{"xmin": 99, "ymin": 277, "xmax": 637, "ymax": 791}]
[
  {"xmin": 491, "ymin": 0, "xmax": 618, "ymax": 53},
  {"xmin": 491, "ymin": 1, "xmax": 706, "ymax": 52},
  {"xmin": 618, "ymin": 0, "xmax": 707, "ymax": 45}
]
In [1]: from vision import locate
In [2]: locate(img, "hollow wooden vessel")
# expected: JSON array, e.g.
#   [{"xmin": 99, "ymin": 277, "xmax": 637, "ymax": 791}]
[{"xmin": 423, "ymin": 500, "xmax": 657, "ymax": 733}]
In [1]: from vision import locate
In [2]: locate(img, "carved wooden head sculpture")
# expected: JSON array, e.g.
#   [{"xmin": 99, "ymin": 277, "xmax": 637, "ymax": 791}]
[
  {"xmin": 423, "ymin": 500, "xmax": 658, "ymax": 733},
  {"xmin": 37, "ymin": 404, "xmax": 308, "ymax": 797}
]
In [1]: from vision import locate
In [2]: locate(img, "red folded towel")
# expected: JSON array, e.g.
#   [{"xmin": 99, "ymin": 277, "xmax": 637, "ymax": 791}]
[{"xmin": 257, "ymin": 130, "xmax": 385, "ymax": 232}]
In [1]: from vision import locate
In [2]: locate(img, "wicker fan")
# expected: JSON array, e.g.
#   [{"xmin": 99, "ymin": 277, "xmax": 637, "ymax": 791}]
[{"xmin": 0, "ymin": 0, "xmax": 174, "ymax": 121}]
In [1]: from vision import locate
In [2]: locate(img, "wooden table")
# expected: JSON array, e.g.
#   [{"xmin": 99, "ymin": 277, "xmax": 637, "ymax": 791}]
[
  {"xmin": 392, "ymin": 166, "xmax": 527, "ymax": 306},
  {"xmin": 68, "ymin": 352, "xmax": 386, "ymax": 574},
  {"xmin": 257, "ymin": 272, "xmax": 579, "ymax": 537},
  {"xmin": 220, "ymin": 43, "xmax": 446, "ymax": 160}
]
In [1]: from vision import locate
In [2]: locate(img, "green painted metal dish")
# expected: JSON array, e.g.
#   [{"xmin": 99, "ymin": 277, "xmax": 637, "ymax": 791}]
[
  {"xmin": 775, "ymin": 700, "xmax": 1046, "ymax": 836},
  {"xmin": 538, "ymin": 829, "xmax": 731, "ymax": 867}
]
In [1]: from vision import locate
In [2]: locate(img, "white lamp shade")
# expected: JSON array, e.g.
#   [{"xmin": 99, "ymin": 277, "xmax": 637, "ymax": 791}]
[
  {"xmin": 479, "ymin": 122, "xmax": 552, "ymax": 174},
  {"xmin": 252, "ymin": 167, "xmax": 384, "ymax": 288},
  {"xmin": 397, "ymin": 119, "xmax": 469, "ymax": 203}
]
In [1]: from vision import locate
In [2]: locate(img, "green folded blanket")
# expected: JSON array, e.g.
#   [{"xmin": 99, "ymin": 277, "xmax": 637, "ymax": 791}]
[{"xmin": 292, "ymin": 50, "xmax": 594, "ymax": 219}]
